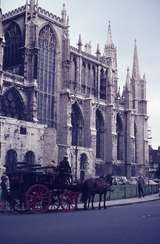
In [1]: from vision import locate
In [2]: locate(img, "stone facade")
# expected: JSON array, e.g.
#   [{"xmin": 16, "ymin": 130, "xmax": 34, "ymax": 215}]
[{"xmin": 0, "ymin": 1, "xmax": 149, "ymax": 179}]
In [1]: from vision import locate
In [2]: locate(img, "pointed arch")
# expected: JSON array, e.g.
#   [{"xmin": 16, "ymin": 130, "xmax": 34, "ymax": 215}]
[
  {"xmin": 87, "ymin": 63, "xmax": 91, "ymax": 94},
  {"xmin": 116, "ymin": 113, "xmax": 124, "ymax": 160},
  {"xmin": 100, "ymin": 69, "xmax": 106, "ymax": 99},
  {"xmin": 5, "ymin": 149, "xmax": 17, "ymax": 174},
  {"xmin": 91, "ymin": 65, "xmax": 96, "ymax": 95},
  {"xmin": 81, "ymin": 61, "xmax": 86, "ymax": 93},
  {"xmin": 37, "ymin": 24, "xmax": 56, "ymax": 127},
  {"xmin": 71, "ymin": 102, "xmax": 84, "ymax": 147},
  {"xmin": 96, "ymin": 109, "xmax": 104, "ymax": 159},
  {"xmin": 71, "ymin": 56, "xmax": 77, "ymax": 83},
  {"xmin": 134, "ymin": 122, "xmax": 137, "ymax": 163},
  {"xmin": 1, "ymin": 87, "xmax": 25, "ymax": 120},
  {"xmin": 4, "ymin": 22, "xmax": 23, "ymax": 75}
]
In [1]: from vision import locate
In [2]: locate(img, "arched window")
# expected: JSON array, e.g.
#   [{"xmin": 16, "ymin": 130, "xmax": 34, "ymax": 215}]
[
  {"xmin": 87, "ymin": 64, "xmax": 91, "ymax": 94},
  {"xmin": 81, "ymin": 62, "xmax": 86, "ymax": 93},
  {"xmin": 37, "ymin": 25, "xmax": 56, "ymax": 127},
  {"xmin": 71, "ymin": 57, "xmax": 77, "ymax": 84},
  {"xmin": 96, "ymin": 110, "xmax": 104, "ymax": 159},
  {"xmin": 5, "ymin": 150, "xmax": 17, "ymax": 174},
  {"xmin": 1, "ymin": 88, "xmax": 25, "ymax": 120},
  {"xmin": 100, "ymin": 69, "xmax": 106, "ymax": 99},
  {"xmin": 116, "ymin": 114, "xmax": 124, "ymax": 160},
  {"xmin": 91, "ymin": 66, "xmax": 96, "ymax": 95},
  {"xmin": 24, "ymin": 151, "xmax": 35, "ymax": 165},
  {"xmin": 71, "ymin": 103, "xmax": 84, "ymax": 147},
  {"xmin": 134, "ymin": 123, "xmax": 137, "ymax": 163},
  {"xmin": 4, "ymin": 22, "xmax": 23, "ymax": 75}
]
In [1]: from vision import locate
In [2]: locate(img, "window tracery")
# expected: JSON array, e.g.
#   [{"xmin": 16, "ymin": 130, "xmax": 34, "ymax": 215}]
[
  {"xmin": 37, "ymin": 25, "xmax": 56, "ymax": 127},
  {"xmin": 96, "ymin": 110, "xmax": 104, "ymax": 159},
  {"xmin": 4, "ymin": 22, "xmax": 23, "ymax": 75},
  {"xmin": 1, "ymin": 88, "xmax": 25, "ymax": 120}
]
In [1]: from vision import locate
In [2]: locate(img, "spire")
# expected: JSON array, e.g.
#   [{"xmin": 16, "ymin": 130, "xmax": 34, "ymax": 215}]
[
  {"xmin": 67, "ymin": 16, "xmax": 69, "ymax": 26},
  {"xmin": 143, "ymin": 73, "xmax": 146, "ymax": 81},
  {"xmin": 125, "ymin": 67, "xmax": 130, "ymax": 90},
  {"xmin": 77, "ymin": 34, "xmax": 82, "ymax": 52},
  {"xmin": 61, "ymin": 3, "xmax": 67, "ymax": 24},
  {"xmin": 106, "ymin": 21, "xmax": 114, "ymax": 48},
  {"xmin": 96, "ymin": 43, "xmax": 101, "ymax": 58},
  {"xmin": 30, "ymin": 0, "xmax": 35, "ymax": 9},
  {"xmin": 132, "ymin": 39, "xmax": 140, "ymax": 80},
  {"xmin": 28, "ymin": 0, "xmax": 38, "ymax": 16}
]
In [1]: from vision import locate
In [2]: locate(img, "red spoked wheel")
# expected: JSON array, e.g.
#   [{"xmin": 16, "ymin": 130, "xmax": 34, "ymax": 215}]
[
  {"xmin": 60, "ymin": 190, "xmax": 79, "ymax": 211},
  {"xmin": 25, "ymin": 184, "xmax": 51, "ymax": 213}
]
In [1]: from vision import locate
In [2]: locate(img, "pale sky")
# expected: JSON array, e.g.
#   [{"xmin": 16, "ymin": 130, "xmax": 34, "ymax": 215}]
[{"xmin": 2, "ymin": 0, "xmax": 160, "ymax": 148}]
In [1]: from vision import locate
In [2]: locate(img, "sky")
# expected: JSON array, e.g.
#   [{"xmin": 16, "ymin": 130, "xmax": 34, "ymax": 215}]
[{"xmin": 2, "ymin": 0, "xmax": 160, "ymax": 148}]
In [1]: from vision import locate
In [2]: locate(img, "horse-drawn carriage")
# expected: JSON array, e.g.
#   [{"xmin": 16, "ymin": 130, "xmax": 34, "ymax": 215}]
[
  {"xmin": 2, "ymin": 162, "xmax": 113, "ymax": 213},
  {"xmin": 6, "ymin": 163, "xmax": 80, "ymax": 213}
]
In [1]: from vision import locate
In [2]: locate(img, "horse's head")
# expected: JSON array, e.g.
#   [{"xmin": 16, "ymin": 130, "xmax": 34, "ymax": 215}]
[{"xmin": 104, "ymin": 174, "xmax": 113, "ymax": 186}]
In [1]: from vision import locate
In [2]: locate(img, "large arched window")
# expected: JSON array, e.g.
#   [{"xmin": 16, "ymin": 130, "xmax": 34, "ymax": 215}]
[
  {"xmin": 1, "ymin": 88, "xmax": 25, "ymax": 120},
  {"xmin": 116, "ymin": 114, "xmax": 124, "ymax": 160},
  {"xmin": 71, "ymin": 103, "xmax": 84, "ymax": 147},
  {"xmin": 5, "ymin": 150, "xmax": 17, "ymax": 174},
  {"xmin": 91, "ymin": 66, "xmax": 96, "ymax": 95},
  {"xmin": 100, "ymin": 69, "xmax": 106, "ymax": 99},
  {"xmin": 37, "ymin": 25, "xmax": 56, "ymax": 127},
  {"xmin": 134, "ymin": 123, "xmax": 137, "ymax": 163},
  {"xmin": 81, "ymin": 62, "xmax": 86, "ymax": 93},
  {"xmin": 96, "ymin": 110, "xmax": 104, "ymax": 159},
  {"xmin": 4, "ymin": 22, "xmax": 23, "ymax": 75},
  {"xmin": 87, "ymin": 64, "xmax": 91, "ymax": 94}
]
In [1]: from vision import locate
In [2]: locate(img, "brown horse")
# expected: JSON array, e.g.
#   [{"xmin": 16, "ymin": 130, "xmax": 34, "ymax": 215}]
[{"xmin": 81, "ymin": 175, "xmax": 113, "ymax": 209}]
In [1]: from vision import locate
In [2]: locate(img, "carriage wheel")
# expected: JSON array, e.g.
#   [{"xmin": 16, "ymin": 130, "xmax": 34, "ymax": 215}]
[
  {"xmin": 60, "ymin": 191, "xmax": 78, "ymax": 211},
  {"xmin": 25, "ymin": 184, "xmax": 51, "ymax": 213}
]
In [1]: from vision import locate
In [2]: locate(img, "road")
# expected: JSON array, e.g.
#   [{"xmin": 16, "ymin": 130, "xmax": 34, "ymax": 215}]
[{"xmin": 0, "ymin": 201, "xmax": 160, "ymax": 244}]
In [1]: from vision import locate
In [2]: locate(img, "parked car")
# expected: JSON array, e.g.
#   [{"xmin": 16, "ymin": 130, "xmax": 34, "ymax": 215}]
[
  {"xmin": 112, "ymin": 176, "xmax": 128, "ymax": 185},
  {"xmin": 128, "ymin": 177, "xmax": 137, "ymax": 185}
]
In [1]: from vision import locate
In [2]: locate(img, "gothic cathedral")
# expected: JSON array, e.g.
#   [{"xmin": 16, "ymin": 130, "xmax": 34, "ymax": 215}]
[{"xmin": 0, "ymin": 0, "xmax": 149, "ymax": 179}]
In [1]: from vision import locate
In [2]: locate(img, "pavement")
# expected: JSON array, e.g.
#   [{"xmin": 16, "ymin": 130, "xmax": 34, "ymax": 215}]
[
  {"xmin": 78, "ymin": 193, "xmax": 160, "ymax": 209},
  {"xmin": 103, "ymin": 193, "xmax": 160, "ymax": 207}
]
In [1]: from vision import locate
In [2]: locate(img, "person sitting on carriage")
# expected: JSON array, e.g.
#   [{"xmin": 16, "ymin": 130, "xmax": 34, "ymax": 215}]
[{"xmin": 58, "ymin": 155, "xmax": 72, "ymax": 185}]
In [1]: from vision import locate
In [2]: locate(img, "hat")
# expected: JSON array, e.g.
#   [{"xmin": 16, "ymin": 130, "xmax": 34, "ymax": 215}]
[{"xmin": 64, "ymin": 154, "xmax": 68, "ymax": 158}]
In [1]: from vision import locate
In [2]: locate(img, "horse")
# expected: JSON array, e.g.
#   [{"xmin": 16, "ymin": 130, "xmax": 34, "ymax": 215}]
[{"xmin": 81, "ymin": 174, "xmax": 113, "ymax": 210}]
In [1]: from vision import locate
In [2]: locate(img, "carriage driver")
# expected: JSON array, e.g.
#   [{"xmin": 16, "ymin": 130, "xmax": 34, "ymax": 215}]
[{"xmin": 58, "ymin": 155, "xmax": 72, "ymax": 184}]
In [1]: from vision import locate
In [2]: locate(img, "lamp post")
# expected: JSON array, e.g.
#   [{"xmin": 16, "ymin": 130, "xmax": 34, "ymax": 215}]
[
  {"xmin": 75, "ymin": 122, "xmax": 78, "ymax": 182},
  {"xmin": 75, "ymin": 143, "xmax": 78, "ymax": 182},
  {"xmin": 73, "ymin": 81, "xmax": 78, "ymax": 182}
]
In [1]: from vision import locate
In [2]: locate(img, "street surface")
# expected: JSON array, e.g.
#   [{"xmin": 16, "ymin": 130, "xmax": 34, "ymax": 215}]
[{"xmin": 0, "ymin": 201, "xmax": 160, "ymax": 244}]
